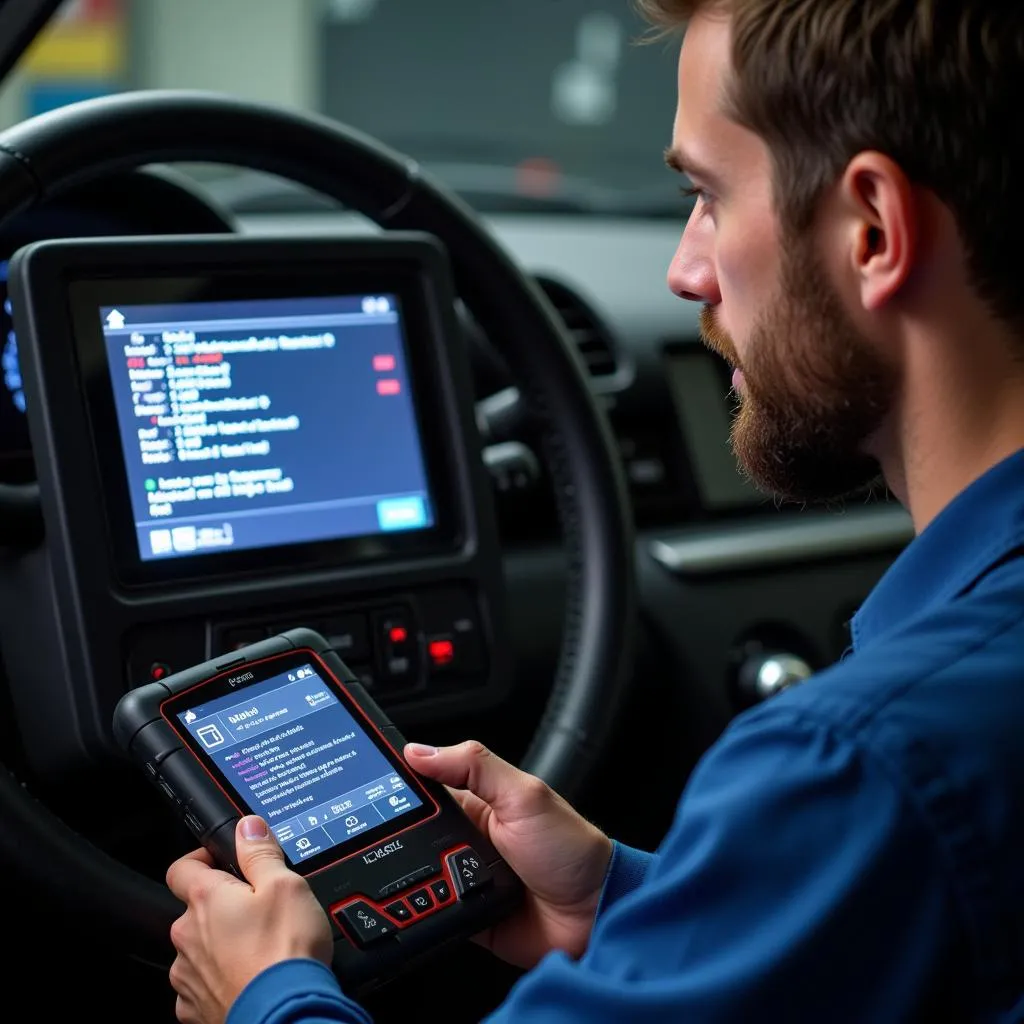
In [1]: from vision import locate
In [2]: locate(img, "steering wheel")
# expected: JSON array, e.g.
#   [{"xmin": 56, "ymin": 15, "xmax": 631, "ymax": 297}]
[{"xmin": 0, "ymin": 91, "xmax": 636, "ymax": 952}]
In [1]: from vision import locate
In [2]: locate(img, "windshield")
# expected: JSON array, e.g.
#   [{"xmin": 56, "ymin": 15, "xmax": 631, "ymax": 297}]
[{"xmin": 0, "ymin": 0, "xmax": 684, "ymax": 216}]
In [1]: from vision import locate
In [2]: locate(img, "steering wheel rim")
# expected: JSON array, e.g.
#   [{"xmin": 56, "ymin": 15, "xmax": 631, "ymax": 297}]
[{"xmin": 0, "ymin": 89, "xmax": 636, "ymax": 949}]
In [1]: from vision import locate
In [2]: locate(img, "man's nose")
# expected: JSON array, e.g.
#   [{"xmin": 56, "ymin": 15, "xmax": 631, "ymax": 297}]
[{"xmin": 667, "ymin": 222, "xmax": 720, "ymax": 304}]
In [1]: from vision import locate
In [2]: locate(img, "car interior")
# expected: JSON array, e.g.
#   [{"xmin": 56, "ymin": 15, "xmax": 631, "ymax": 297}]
[{"xmin": 0, "ymin": 1, "xmax": 915, "ymax": 1020}]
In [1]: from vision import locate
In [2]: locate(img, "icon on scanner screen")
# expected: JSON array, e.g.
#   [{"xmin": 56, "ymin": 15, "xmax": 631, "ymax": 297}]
[
  {"xmin": 196, "ymin": 724, "xmax": 225, "ymax": 749},
  {"xmin": 149, "ymin": 530, "xmax": 172, "ymax": 555}
]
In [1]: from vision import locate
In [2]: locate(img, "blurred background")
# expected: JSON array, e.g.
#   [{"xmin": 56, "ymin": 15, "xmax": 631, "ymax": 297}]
[{"xmin": 0, "ymin": 0, "xmax": 683, "ymax": 216}]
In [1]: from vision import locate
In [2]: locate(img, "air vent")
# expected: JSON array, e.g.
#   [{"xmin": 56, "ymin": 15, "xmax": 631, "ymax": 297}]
[{"xmin": 536, "ymin": 276, "xmax": 619, "ymax": 379}]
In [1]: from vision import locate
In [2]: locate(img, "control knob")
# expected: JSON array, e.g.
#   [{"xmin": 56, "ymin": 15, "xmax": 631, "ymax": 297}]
[{"xmin": 738, "ymin": 651, "xmax": 814, "ymax": 702}]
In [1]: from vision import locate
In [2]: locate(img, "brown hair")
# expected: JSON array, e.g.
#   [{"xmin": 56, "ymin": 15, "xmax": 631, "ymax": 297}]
[{"xmin": 636, "ymin": 0, "xmax": 1024, "ymax": 333}]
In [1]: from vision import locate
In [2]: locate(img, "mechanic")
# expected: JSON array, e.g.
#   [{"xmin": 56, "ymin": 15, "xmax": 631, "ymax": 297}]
[{"xmin": 164, "ymin": 1, "xmax": 1024, "ymax": 1021}]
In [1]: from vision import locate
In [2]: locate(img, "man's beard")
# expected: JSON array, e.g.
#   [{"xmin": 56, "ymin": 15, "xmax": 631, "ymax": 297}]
[{"xmin": 699, "ymin": 237, "xmax": 896, "ymax": 504}]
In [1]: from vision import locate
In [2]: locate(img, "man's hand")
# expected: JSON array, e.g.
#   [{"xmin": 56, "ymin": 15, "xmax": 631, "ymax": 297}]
[
  {"xmin": 405, "ymin": 740, "xmax": 613, "ymax": 969},
  {"xmin": 165, "ymin": 816, "xmax": 333, "ymax": 1024}
]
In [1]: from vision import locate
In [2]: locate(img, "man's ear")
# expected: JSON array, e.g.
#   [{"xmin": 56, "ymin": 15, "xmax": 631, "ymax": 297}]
[{"xmin": 840, "ymin": 151, "xmax": 918, "ymax": 312}]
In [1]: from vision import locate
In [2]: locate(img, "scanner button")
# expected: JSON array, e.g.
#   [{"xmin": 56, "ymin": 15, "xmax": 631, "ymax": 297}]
[
  {"xmin": 379, "ymin": 865, "xmax": 434, "ymax": 899},
  {"xmin": 384, "ymin": 900, "xmax": 413, "ymax": 923},
  {"xmin": 446, "ymin": 848, "xmax": 493, "ymax": 897},
  {"xmin": 182, "ymin": 811, "xmax": 205, "ymax": 837},
  {"xmin": 336, "ymin": 901, "xmax": 395, "ymax": 947},
  {"xmin": 157, "ymin": 779, "xmax": 181, "ymax": 806},
  {"xmin": 430, "ymin": 879, "xmax": 452, "ymax": 904},
  {"xmin": 129, "ymin": 721, "xmax": 180, "ymax": 767},
  {"xmin": 407, "ymin": 888, "xmax": 434, "ymax": 915}
]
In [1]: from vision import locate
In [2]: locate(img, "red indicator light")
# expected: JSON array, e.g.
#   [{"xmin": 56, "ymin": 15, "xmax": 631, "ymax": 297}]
[
  {"xmin": 516, "ymin": 156, "xmax": 561, "ymax": 198},
  {"xmin": 373, "ymin": 354, "xmax": 396, "ymax": 372},
  {"xmin": 377, "ymin": 379, "xmax": 401, "ymax": 396},
  {"xmin": 389, "ymin": 626, "xmax": 408, "ymax": 644},
  {"xmin": 150, "ymin": 662, "xmax": 170, "ymax": 680},
  {"xmin": 428, "ymin": 640, "xmax": 455, "ymax": 666}
]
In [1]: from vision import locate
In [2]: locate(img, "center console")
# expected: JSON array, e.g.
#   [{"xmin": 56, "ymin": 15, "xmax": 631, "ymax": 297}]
[{"xmin": 2, "ymin": 234, "xmax": 510, "ymax": 781}]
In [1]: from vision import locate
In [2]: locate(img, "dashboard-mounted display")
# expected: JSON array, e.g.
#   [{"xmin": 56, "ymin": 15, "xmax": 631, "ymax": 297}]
[{"xmin": 8, "ymin": 234, "xmax": 466, "ymax": 585}]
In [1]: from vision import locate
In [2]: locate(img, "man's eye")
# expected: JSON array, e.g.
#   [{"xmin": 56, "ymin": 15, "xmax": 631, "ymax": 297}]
[{"xmin": 680, "ymin": 185, "xmax": 713, "ymax": 207}]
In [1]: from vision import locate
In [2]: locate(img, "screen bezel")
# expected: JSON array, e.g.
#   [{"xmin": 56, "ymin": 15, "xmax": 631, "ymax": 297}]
[
  {"xmin": 68, "ymin": 257, "xmax": 462, "ymax": 587},
  {"xmin": 160, "ymin": 647, "xmax": 440, "ymax": 876}
]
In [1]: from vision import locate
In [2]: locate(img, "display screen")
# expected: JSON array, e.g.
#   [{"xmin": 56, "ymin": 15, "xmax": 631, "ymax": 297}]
[
  {"xmin": 99, "ymin": 293, "xmax": 436, "ymax": 562},
  {"xmin": 0, "ymin": 260, "xmax": 30, "ymax": 461},
  {"xmin": 663, "ymin": 347, "xmax": 763, "ymax": 511},
  {"xmin": 170, "ymin": 659, "xmax": 429, "ymax": 869}
]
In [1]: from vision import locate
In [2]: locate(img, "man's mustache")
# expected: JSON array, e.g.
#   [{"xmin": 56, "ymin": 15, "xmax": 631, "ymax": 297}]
[{"xmin": 699, "ymin": 304, "xmax": 739, "ymax": 369}]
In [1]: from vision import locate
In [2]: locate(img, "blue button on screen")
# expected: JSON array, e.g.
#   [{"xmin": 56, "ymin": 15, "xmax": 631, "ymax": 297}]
[{"xmin": 377, "ymin": 495, "xmax": 429, "ymax": 531}]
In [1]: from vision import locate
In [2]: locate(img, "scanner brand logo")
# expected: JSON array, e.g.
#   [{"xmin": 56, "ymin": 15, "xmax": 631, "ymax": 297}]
[
  {"xmin": 227, "ymin": 671, "xmax": 254, "ymax": 688},
  {"xmin": 363, "ymin": 840, "xmax": 404, "ymax": 864}
]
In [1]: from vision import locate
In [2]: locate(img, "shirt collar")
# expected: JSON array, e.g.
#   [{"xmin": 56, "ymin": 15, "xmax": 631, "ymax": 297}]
[{"xmin": 852, "ymin": 447, "xmax": 1024, "ymax": 650}]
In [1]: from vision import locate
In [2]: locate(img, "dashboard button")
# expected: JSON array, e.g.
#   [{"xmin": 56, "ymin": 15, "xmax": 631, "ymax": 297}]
[
  {"xmin": 373, "ymin": 607, "xmax": 418, "ymax": 686},
  {"xmin": 426, "ymin": 636, "xmax": 455, "ymax": 669},
  {"xmin": 421, "ymin": 591, "xmax": 486, "ymax": 676},
  {"xmin": 336, "ymin": 901, "xmax": 396, "ymax": 947},
  {"xmin": 319, "ymin": 614, "xmax": 369, "ymax": 663},
  {"xmin": 222, "ymin": 626, "xmax": 267, "ymax": 652}
]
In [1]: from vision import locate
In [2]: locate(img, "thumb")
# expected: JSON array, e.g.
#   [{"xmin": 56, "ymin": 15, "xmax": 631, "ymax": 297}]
[
  {"xmin": 404, "ymin": 740, "xmax": 549, "ymax": 818},
  {"xmin": 235, "ymin": 815, "xmax": 289, "ymax": 887}
]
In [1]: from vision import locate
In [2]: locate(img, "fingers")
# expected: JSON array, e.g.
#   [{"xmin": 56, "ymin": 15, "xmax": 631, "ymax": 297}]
[
  {"xmin": 405, "ymin": 741, "xmax": 549, "ymax": 818},
  {"xmin": 170, "ymin": 955, "xmax": 200, "ymax": 1024},
  {"xmin": 169, "ymin": 909, "xmax": 190, "ymax": 953},
  {"xmin": 175, "ymin": 993, "xmax": 197, "ymax": 1024},
  {"xmin": 234, "ymin": 816, "xmax": 291, "ymax": 888},
  {"xmin": 442, "ymin": 784, "xmax": 491, "ymax": 833},
  {"xmin": 181, "ymin": 846, "xmax": 216, "ymax": 867},
  {"xmin": 166, "ymin": 850, "xmax": 224, "ymax": 903}
]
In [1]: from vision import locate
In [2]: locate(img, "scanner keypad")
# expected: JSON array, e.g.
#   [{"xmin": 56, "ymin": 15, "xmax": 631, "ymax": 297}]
[{"xmin": 331, "ymin": 846, "xmax": 490, "ymax": 948}]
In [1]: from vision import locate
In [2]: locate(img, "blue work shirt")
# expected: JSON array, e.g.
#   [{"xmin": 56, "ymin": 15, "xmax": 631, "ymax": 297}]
[{"xmin": 227, "ymin": 449, "xmax": 1024, "ymax": 1023}]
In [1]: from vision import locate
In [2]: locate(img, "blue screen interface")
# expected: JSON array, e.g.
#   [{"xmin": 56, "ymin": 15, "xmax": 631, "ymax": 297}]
[
  {"xmin": 99, "ymin": 294, "xmax": 435, "ymax": 562},
  {"xmin": 175, "ymin": 663, "xmax": 423, "ymax": 865}
]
